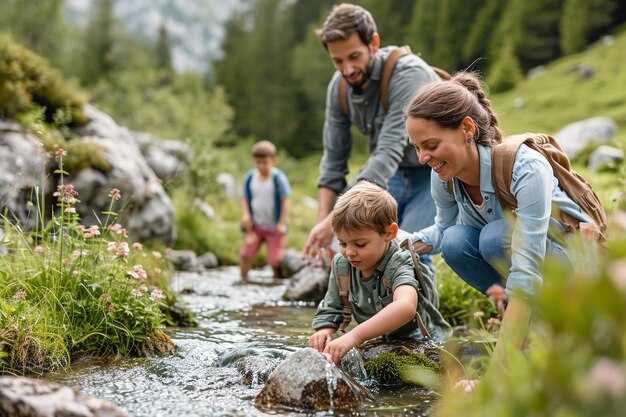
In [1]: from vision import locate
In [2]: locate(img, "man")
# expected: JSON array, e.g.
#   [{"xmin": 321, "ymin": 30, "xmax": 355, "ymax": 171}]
[{"xmin": 302, "ymin": 3, "xmax": 439, "ymax": 269}]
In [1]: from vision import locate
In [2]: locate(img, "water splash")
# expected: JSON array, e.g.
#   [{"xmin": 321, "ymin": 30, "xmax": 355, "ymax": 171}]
[
  {"xmin": 325, "ymin": 361, "xmax": 338, "ymax": 411},
  {"xmin": 340, "ymin": 348, "xmax": 368, "ymax": 382}
]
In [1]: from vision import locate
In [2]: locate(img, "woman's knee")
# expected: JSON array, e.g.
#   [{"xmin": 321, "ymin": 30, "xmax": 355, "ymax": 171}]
[
  {"xmin": 479, "ymin": 220, "xmax": 511, "ymax": 261},
  {"xmin": 441, "ymin": 225, "xmax": 479, "ymax": 262}
]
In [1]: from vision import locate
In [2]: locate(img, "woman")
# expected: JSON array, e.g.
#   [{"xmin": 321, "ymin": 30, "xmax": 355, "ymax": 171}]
[{"xmin": 405, "ymin": 72, "xmax": 595, "ymax": 391}]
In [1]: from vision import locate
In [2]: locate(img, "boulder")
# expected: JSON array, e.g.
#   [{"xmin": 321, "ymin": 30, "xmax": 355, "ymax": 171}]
[
  {"xmin": 275, "ymin": 248, "xmax": 305, "ymax": 278},
  {"xmin": 554, "ymin": 117, "xmax": 617, "ymax": 159},
  {"xmin": 282, "ymin": 266, "xmax": 330, "ymax": 303},
  {"xmin": 255, "ymin": 347, "xmax": 373, "ymax": 412},
  {"xmin": 0, "ymin": 376, "xmax": 128, "ymax": 417},
  {"xmin": 587, "ymin": 145, "xmax": 624, "ymax": 172}
]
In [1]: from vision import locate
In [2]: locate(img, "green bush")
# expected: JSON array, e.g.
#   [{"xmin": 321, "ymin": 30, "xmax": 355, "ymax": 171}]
[{"xmin": 0, "ymin": 33, "xmax": 87, "ymax": 126}]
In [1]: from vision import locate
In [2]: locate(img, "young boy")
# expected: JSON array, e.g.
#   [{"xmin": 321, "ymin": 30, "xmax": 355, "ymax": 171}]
[
  {"xmin": 309, "ymin": 181, "xmax": 451, "ymax": 364},
  {"xmin": 240, "ymin": 140, "xmax": 291, "ymax": 282}
]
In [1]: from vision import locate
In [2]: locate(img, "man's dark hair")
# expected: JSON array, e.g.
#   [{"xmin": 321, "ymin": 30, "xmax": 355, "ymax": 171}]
[{"xmin": 315, "ymin": 3, "xmax": 377, "ymax": 49}]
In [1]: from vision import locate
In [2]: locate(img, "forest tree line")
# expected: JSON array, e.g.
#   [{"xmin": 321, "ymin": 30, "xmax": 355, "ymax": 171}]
[{"xmin": 1, "ymin": 0, "xmax": 625, "ymax": 161}]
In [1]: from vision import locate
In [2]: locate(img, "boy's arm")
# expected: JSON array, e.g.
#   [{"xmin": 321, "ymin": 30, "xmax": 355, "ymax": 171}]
[
  {"xmin": 323, "ymin": 285, "xmax": 418, "ymax": 363},
  {"xmin": 276, "ymin": 196, "xmax": 289, "ymax": 235},
  {"xmin": 240, "ymin": 197, "xmax": 253, "ymax": 231}
]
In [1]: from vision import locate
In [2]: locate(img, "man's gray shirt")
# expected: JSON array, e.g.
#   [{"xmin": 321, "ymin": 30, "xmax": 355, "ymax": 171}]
[{"xmin": 317, "ymin": 46, "xmax": 441, "ymax": 194}]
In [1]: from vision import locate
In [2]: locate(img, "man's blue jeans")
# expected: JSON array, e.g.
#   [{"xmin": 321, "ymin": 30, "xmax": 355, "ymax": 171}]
[
  {"xmin": 388, "ymin": 166, "xmax": 436, "ymax": 271},
  {"xmin": 440, "ymin": 220, "xmax": 569, "ymax": 294}
]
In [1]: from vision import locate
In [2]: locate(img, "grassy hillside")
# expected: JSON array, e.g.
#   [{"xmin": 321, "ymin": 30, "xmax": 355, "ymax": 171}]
[{"xmin": 491, "ymin": 26, "xmax": 626, "ymax": 138}]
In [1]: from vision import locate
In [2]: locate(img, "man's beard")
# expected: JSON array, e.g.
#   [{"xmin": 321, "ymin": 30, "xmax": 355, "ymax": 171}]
[{"xmin": 345, "ymin": 53, "xmax": 375, "ymax": 94}]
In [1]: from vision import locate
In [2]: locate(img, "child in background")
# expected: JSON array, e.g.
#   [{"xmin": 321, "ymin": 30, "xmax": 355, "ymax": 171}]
[
  {"xmin": 240, "ymin": 140, "xmax": 291, "ymax": 282},
  {"xmin": 309, "ymin": 180, "xmax": 451, "ymax": 364}
]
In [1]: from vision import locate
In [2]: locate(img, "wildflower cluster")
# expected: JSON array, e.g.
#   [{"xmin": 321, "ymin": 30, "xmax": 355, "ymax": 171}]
[{"xmin": 0, "ymin": 149, "xmax": 174, "ymax": 374}]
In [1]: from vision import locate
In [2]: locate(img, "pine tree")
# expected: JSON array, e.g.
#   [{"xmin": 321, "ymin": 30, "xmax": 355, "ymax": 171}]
[
  {"xmin": 561, "ymin": 0, "xmax": 617, "ymax": 55},
  {"xmin": 80, "ymin": 0, "xmax": 116, "ymax": 85},
  {"xmin": 156, "ymin": 22, "xmax": 174, "ymax": 74}
]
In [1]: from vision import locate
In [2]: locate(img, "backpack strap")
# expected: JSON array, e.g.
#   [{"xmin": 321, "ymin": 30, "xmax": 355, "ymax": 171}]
[
  {"xmin": 335, "ymin": 257, "xmax": 352, "ymax": 333},
  {"xmin": 399, "ymin": 239, "xmax": 432, "ymax": 339},
  {"xmin": 491, "ymin": 135, "xmax": 528, "ymax": 211},
  {"xmin": 380, "ymin": 46, "xmax": 412, "ymax": 112}
]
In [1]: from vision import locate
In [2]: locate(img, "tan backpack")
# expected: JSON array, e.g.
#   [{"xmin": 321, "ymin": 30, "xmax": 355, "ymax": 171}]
[
  {"xmin": 338, "ymin": 45, "xmax": 450, "ymax": 116},
  {"xmin": 491, "ymin": 133, "xmax": 607, "ymax": 242}
]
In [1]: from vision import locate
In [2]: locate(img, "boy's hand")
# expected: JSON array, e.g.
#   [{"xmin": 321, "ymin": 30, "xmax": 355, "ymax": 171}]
[
  {"xmin": 276, "ymin": 223, "xmax": 287, "ymax": 235},
  {"xmin": 241, "ymin": 216, "xmax": 253, "ymax": 232},
  {"xmin": 309, "ymin": 328, "xmax": 334, "ymax": 352},
  {"xmin": 322, "ymin": 333, "xmax": 361, "ymax": 364}
]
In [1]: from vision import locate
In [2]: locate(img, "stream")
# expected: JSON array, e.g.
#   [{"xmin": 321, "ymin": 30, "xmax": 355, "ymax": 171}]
[{"xmin": 44, "ymin": 266, "xmax": 437, "ymax": 417}]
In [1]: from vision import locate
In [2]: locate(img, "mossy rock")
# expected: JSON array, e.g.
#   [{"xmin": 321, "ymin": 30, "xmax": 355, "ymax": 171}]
[
  {"xmin": 361, "ymin": 339, "xmax": 442, "ymax": 386},
  {"xmin": 0, "ymin": 33, "xmax": 87, "ymax": 126}
]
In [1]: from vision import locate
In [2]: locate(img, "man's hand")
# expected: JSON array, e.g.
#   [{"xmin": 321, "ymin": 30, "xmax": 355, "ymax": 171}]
[{"xmin": 302, "ymin": 215, "xmax": 334, "ymax": 265}]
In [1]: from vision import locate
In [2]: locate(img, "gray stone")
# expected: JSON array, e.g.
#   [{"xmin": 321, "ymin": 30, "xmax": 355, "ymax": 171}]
[
  {"xmin": 0, "ymin": 376, "xmax": 128, "ymax": 417},
  {"xmin": 282, "ymin": 266, "xmax": 330, "ymax": 303},
  {"xmin": 554, "ymin": 117, "xmax": 617, "ymax": 158},
  {"xmin": 275, "ymin": 248, "xmax": 305, "ymax": 278},
  {"xmin": 166, "ymin": 249, "xmax": 201, "ymax": 272},
  {"xmin": 588, "ymin": 145, "xmax": 624, "ymax": 172},
  {"xmin": 194, "ymin": 198, "xmax": 215, "ymax": 219},
  {"xmin": 198, "ymin": 251, "xmax": 219, "ymax": 269},
  {"xmin": 255, "ymin": 347, "xmax": 373, "ymax": 412},
  {"xmin": 216, "ymin": 172, "xmax": 239, "ymax": 199}
]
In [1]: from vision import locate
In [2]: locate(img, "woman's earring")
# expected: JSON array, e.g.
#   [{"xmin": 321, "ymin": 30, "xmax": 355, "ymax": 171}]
[{"xmin": 466, "ymin": 137, "xmax": 472, "ymax": 144}]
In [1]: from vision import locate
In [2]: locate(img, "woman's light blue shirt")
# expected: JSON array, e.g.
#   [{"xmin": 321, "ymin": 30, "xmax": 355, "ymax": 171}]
[{"xmin": 412, "ymin": 144, "xmax": 591, "ymax": 296}]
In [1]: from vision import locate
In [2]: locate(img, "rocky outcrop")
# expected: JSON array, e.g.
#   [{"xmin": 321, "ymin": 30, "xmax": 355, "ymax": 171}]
[
  {"xmin": 0, "ymin": 105, "xmax": 190, "ymax": 244},
  {"xmin": 0, "ymin": 376, "xmax": 128, "ymax": 417},
  {"xmin": 255, "ymin": 348, "xmax": 373, "ymax": 412}
]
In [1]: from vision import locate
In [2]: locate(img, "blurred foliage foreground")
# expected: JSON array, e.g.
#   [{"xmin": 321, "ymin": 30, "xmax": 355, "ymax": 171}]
[{"xmin": 429, "ymin": 220, "xmax": 626, "ymax": 417}]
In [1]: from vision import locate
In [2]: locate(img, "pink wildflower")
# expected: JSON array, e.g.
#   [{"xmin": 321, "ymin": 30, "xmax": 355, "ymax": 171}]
[
  {"xmin": 62, "ymin": 258, "xmax": 71, "ymax": 266},
  {"xmin": 53, "ymin": 184, "xmax": 78, "ymax": 204},
  {"xmin": 108, "ymin": 188, "xmax": 121, "ymax": 201},
  {"xmin": 99, "ymin": 293, "xmax": 110, "ymax": 302},
  {"xmin": 56, "ymin": 148, "xmax": 67, "ymax": 158},
  {"xmin": 108, "ymin": 224, "xmax": 122, "ymax": 233},
  {"xmin": 608, "ymin": 260, "xmax": 626, "ymax": 291},
  {"xmin": 127, "ymin": 265, "xmax": 147, "ymax": 281},
  {"xmin": 487, "ymin": 317, "xmax": 501, "ymax": 326},
  {"xmin": 117, "ymin": 242, "xmax": 130, "ymax": 258},
  {"xmin": 107, "ymin": 242, "xmax": 117, "ymax": 252},
  {"xmin": 588, "ymin": 358, "xmax": 626, "ymax": 398},
  {"xmin": 64, "ymin": 207, "xmax": 76, "ymax": 214},
  {"xmin": 108, "ymin": 303, "xmax": 116, "ymax": 313},
  {"xmin": 14, "ymin": 289, "xmax": 27, "ymax": 300},
  {"xmin": 149, "ymin": 289, "xmax": 165, "ymax": 302},
  {"xmin": 133, "ymin": 242, "xmax": 144, "ymax": 250},
  {"xmin": 131, "ymin": 288, "xmax": 144, "ymax": 297},
  {"xmin": 34, "ymin": 245, "xmax": 45, "ymax": 254},
  {"xmin": 72, "ymin": 249, "xmax": 89, "ymax": 258},
  {"xmin": 152, "ymin": 251, "xmax": 162, "ymax": 260}
]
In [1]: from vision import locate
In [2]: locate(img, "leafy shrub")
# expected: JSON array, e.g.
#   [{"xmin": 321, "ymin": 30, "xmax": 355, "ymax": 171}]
[{"xmin": 0, "ymin": 33, "xmax": 87, "ymax": 126}]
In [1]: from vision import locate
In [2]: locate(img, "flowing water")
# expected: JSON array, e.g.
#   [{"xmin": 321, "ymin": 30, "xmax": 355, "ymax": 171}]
[{"xmin": 44, "ymin": 266, "xmax": 436, "ymax": 417}]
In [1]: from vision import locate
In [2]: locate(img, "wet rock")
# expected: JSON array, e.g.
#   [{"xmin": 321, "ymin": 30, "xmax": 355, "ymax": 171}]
[
  {"xmin": 360, "ymin": 339, "xmax": 443, "ymax": 385},
  {"xmin": 166, "ymin": 249, "xmax": 202, "ymax": 272},
  {"xmin": 198, "ymin": 251, "xmax": 219, "ymax": 269},
  {"xmin": 0, "ymin": 376, "xmax": 129, "ymax": 416},
  {"xmin": 275, "ymin": 248, "xmax": 305, "ymax": 278},
  {"xmin": 255, "ymin": 347, "xmax": 373, "ymax": 412},
  {"xmin": 282, "ymin": 266, "xmax": 329, "ymax": 302}
]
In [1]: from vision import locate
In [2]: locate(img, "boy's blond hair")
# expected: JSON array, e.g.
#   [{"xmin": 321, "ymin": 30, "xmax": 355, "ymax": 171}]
[
  {"xmin": 331, "ymin": 180, "xmax": 397, "ymax": 235},
  {"xmin": 251, "ymin": 140, "xmax": 277, "ymax": 158}
]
